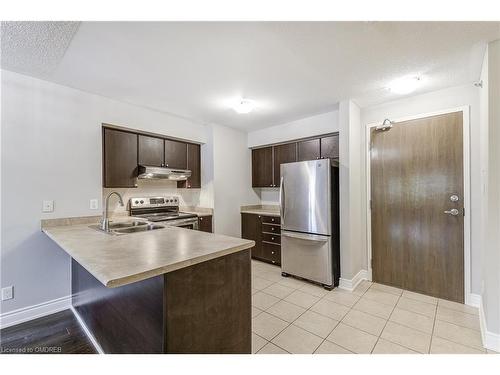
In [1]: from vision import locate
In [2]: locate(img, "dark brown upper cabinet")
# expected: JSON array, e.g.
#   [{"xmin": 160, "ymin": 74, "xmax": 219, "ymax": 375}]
[
  {"xmin": 273, "ymin": 143, "xmax": 297, "ymax": 186},
  {"xmin": 164, "ymin": 139, "xmax": 188, "ymax": 169},
  {"xmin": 252, "ymin": 147, "xmax": 273, "ymax": 188},
  {"xmin": 178, "ymin": 143, "xmax": 201, "ymax": 189},
  {"xmin": 103, "ymin": 125, "xmax": 201, "ymax": 189},
  {"xmin": 297, "ymin": 138, "xmax": 321, "ymax": 161},
  {"xmin": 103, "ymin": 128, "xmax": 138, "ymax": 188},
  {"xmin": 138, "ymin": 135, "xmax": 164, "ymax": 167},
  {"xmin": 320, "ymin": 134, "xmax": 339, "ymax": 159},
  {"xmin": 250, "ymin": 133, "xmax": 338, "ymax": 188}
]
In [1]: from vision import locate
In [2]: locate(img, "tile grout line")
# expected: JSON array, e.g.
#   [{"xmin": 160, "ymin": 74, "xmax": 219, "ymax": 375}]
[
  {"xmin": 368, "ymin": 284, "xmax": 403, "ymax": 353},
  {"xmin": 428, "ymin": 300, "xmax": 439, "ymax": 353}
]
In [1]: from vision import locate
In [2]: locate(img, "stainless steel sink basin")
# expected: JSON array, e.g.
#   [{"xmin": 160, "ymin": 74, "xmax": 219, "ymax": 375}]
[
  {"xmin": 89, "ymin": 221, "xmax": 165, "ymax": 235},
  {"xmin": 112, "ymin": 223, "xmax": 166, "ymax": 234},
  {"xmin": 107, "ymin": 220, "xmax": 148, "ymax": 229}
]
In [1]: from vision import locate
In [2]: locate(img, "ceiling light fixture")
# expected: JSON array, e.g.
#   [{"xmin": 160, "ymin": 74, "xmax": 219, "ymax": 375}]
[
  {"xmin": 232, "ymin": 98, "xmax": 255, "ymax": 114},
  {"xmin": 389, "ymin": 76, "xmax": 422, "ymax": 95}
]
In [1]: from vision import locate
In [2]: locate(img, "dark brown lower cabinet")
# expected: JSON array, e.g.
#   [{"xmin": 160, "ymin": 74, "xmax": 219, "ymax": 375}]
[
  {"xmin": 241, "ymin": 213, "xmax": 281, "ymax": 266},
  {"xmin": 72, "ymin": 250, "xmax": 251, "ymax": 354},
  {"xmin": 198, "ymin": 215, "xmax": 212, "ymax": 233}
]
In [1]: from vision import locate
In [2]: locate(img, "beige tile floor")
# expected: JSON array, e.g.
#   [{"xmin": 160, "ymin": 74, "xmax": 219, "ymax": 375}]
[{"xmin": 251, "ymin": 260, "xmax": 491, "ymax": 354}]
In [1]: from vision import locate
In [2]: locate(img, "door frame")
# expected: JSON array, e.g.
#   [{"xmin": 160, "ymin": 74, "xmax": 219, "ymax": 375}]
[{"xmin": 365, "ymin": 106, "xmax": 472, "ymax": 305}]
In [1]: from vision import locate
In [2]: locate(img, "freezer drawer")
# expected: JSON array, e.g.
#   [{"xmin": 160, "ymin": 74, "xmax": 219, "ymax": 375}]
[{"xmin": 281, "ymin": 230, "xmax": 333, "ymax": 287}]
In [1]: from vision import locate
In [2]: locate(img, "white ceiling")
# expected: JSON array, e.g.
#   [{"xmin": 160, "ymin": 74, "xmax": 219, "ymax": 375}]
[{"xmin": 2, "ymin": 21, "xmax": 499, "ymax": 131}]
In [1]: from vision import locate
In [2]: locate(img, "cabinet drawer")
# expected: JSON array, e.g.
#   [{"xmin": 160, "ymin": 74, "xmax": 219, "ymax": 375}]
[
  {"xmin": 262, "ymin": 242, "xmax": 281, "ymax": 265},
  {"xmin": 262, "ymin": 232, "xmax": 280, "ymax": 244},
  {"xmin": 261, "ymin": 223, "xmax": 280, "ymax": 234},
  {"xmin": 261, "ymin": 216, "xmax": 280, "ymax": 225}
]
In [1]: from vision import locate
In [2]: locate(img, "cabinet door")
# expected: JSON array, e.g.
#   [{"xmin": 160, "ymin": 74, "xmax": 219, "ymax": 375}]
[
  {"xmin": 297, "ymin": 138, "xmax": 320, "ymax": 161},
  {"xmin": 252, "ymin": 147, "xmax": 273, "ymax": 188},
  {"xmin": 198, "ymin": 215, "xmax": 213, "ymax": 233},
  {"xmin": 273, "ymin": 143, "xmax": 297, "ymax": 186},
  {"xmin": 164, "ymin": 139, "xmax": 187, "ymax": 169},
  {"xmin": 138, "ymin": 135, "xmax": 164, "ymax": 167},
  {"xmin": 241, "ymin": 213, "xmax": 262, "ymax": 259},
  {"xmin": 178, "ymin": 143, "xmax": 201, "ymax": 188},
  {"xmin": 320, "ymin": 134, "xmax": 339, "ymax": 159},
  {"xmin": 103, "ymin": 128, "xmax": 138, "ymax": 188}
]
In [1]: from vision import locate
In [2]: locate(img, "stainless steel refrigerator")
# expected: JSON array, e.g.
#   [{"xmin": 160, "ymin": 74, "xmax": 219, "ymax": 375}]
[{"xmin": 279, "ymin": 159, "xmax": 340, "ymax": 289}]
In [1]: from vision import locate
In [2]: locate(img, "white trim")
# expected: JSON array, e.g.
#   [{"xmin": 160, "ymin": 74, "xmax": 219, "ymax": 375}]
[
  {"xmin": 468, "ymin": 293, "xmax": 481, "ymax": 308},
  {"xmin": 70, "ymin": 306, "xmax": 104, "ymax": 354},
  {"xmin": 365, "ymin": 106, "xmax": 472, "ymax": 305},
  {"xmin": 478, "ymin": 295, "xmax": 500, "ymax": 352},
  {"xmin": 0, "ymin": 295, "xmax": 71, "ymax": 329},
  {"xmin": 338, "ymin": 269, "xmax": 369, "ymax": 292}
]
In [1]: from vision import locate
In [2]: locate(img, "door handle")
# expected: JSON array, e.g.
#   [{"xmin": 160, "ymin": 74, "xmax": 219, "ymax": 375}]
[
  {"xmin": 282, "ymin": 231, "xmax": 328, "ymax": 242},
  {"xmin": 279, "ymin": 176, "xmax": 285, "ymax": 221},
  {"xmin": 444, "ymin": 209, "xmax": 459, "ymax": 216}
]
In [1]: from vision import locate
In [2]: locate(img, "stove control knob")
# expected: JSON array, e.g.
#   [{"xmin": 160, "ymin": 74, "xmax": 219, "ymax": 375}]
[
  {"xmin": 140, "ymin": 200, "xmax": 144, "ymax": 204},
  {"xmin": 134, "ymin": 200, "xmax": 139, "ymax": 204}
]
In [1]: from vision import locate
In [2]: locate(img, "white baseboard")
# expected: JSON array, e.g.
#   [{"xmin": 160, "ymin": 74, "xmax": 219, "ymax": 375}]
[
  {"xmin": 467, "ymin": 293, "xmax": 481, "ymax": 308},
  {"xmin": 70, "ymin": 306, "xmax": 103, "ymax": 354},
  {"xmin": 478, "ymin": 295, "xmax": 500, "ymax": 352},
  {"xmin": 0, "ymin": 295, "xmax": 71, "ymax": 329},
  {"xmin": 338, "ymin": 269, "xmax": 368, "ymax": 292}
]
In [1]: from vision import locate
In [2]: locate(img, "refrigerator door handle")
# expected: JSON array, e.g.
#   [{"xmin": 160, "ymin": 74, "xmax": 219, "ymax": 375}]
[
  {"xmin": 279, "ymin": 176, "xmax": 285, "ymax": 222},
  {"xmin": 281, "ymin": 231, "xmax": 329, "ymax": 242}
]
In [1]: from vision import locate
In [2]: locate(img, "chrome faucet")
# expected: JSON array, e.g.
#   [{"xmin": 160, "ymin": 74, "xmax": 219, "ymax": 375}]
[{"xmin": 100, "ymin": 191, "xmax": 124, "ymax": 231}]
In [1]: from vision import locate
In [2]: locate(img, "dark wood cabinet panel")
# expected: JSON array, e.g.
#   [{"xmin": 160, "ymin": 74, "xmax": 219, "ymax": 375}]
[
  {"xmin": 297, "ymin": 138, "xmax": 321, "ymax": 161},
  {"xmin": 138, "ymin": 135, "xmax": 164, "ymax": 167},
  {"xmin": 241, "ymin": 213, "xmax": 281, "ymax": 266},
  {"xmin": 241, "ymin": 213, "xmax": 262, "ymax": 259},
  {"xmin": 252, "ymin": 147, "xmax": 273, "ymax": 188},
  {"xmin": 198, "ymin": 215, "xmax": 213, "ymax": 233},
  {"xmin": 103, "ymin": 128, "xmax": 138, "ymax": 188},
  {"xmin": 164, "ymin": 139, "xmax": 188, "ymax": 169},
  {"xmin": 321, "ymin": 134, "xmax": 339, "ymax": 159},
  {"xmin": 261, "ymin": 242, "xmax": 281, "ymax": 265},
  {"xmin": 178, "ymin": 143, "xmax": 201, "ymax": 188},
  {"xmin": 273, "ymin": 143, "xmax": 297, "ymax": 186}
]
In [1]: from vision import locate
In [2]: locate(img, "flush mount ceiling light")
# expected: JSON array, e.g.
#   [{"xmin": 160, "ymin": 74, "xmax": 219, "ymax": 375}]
[
  {"xmin": 389, "ymin": 76, "xmax": 422, "ymax": 95},
  {"xmin": 231, "ymin": 98, "xmax": 255, "ymax": 114}
]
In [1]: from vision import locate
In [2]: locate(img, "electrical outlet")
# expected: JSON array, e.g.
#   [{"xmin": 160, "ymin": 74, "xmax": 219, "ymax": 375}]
[
  {"xmin": 1, "ymin": 286, "xmax": 13, "ymax": 301},
  {"xmin": 90, "ymin": 199, "xmax": 99, "ymax": 210},
  {"xmin": 42, "ymin": 200, "xmax": 54, "ymax": 213}
]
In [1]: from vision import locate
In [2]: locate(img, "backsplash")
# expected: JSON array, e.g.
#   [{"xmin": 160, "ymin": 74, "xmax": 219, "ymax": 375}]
[{"xmin": 103, "ymin": 179, "xmax": 204, "ymax": 214}]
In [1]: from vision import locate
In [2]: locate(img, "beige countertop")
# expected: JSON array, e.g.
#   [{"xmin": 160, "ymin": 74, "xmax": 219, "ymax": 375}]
[
  {"xmin": 42, "ymin": 218, "xmax": 254, "ymax": 288},
  {"xmin": 240, "ymin": 205, "xmax": 280, "ymax": 217}
]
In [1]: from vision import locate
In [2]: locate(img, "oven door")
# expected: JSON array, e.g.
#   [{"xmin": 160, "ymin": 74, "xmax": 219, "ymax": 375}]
[{"xmin": 163, "ymin": 217, "xmax": 199, "ymax": 230}]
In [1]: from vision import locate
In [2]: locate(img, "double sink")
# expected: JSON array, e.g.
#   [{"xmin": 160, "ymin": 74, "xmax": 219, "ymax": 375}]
[{"xmin": 90, "ymin": 220, "xmax": 166, "ymax": 235}]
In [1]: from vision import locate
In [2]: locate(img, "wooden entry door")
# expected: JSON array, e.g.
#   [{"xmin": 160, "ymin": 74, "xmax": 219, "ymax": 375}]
[{"xmin": 370, "ymin": 111, "xmax": 464, "ymax": 303}]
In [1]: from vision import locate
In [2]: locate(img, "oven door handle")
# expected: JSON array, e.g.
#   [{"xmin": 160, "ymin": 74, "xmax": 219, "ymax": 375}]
[{"xmin": 165, "ymin": 217, "xmax": 199, "ymax": 228}]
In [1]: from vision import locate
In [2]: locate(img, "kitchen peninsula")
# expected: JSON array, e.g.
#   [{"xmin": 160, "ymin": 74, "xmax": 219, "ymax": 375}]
[{"xmin": 42, "ymin": 219, "xmax": 254, "ymax": 354}]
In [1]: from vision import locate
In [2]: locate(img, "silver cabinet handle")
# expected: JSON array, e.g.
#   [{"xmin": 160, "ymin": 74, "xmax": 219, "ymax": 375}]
[{"xmin": 444, "ymin": 209, "xmax": 459, "ymax": 216}]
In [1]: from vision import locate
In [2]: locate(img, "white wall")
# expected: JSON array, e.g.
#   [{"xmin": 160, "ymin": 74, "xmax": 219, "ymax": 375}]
[
  {"xmin": 211, "ymin": 124, "xmax": 260, "ymax": 236},
  {"xmin": 0, "ymin": 70, "xmax": 211, "ymax": 315},
  {"xmin": 361, "ymin": 84, "xmax": 482, "ymax": 295},
  {"xmin": 338, "ymin": 100, "xmax": 366, "ymax": 281},
  {"xmin": 482, "ymin": 40, "xmax": 500, "ymax": 337},
  {"xmin": 248, "ymin": 110, "xmax": 339, "ymax": 148}
]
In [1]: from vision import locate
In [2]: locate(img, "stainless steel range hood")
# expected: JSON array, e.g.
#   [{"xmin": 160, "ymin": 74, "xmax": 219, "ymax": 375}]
[{"xmin": 137, "ymin": 165, "xmax": 191, "ymax": 181}]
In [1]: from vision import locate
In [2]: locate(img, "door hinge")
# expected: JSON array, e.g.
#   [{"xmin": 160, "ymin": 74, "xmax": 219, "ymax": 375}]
[{"xmin": 369, "ymin": 199, "xmax": 372, "ymax": 210}]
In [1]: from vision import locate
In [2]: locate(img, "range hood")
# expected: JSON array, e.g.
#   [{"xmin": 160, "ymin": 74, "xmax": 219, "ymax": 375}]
[{"xmin": 138, "ymin": 165, "xmax": 191, "ymax": 181}]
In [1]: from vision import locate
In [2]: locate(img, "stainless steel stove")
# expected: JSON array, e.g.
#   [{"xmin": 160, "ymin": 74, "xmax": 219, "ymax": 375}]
[{"xmin": 129, "ymin": 196, "xmax": 199, "ymax": 230}]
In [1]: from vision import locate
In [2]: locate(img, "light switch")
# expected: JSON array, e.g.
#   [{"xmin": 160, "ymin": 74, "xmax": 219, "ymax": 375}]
[
  {"xmin": 1, "ymin": 286, "xmax": 13, "ymax": 301},
  {"xmin": 90, "ymin": 199, "xmax": 99, "ymax": 210},
  {"xmin": 42, "ymin": 200, "xmax": 54, "ymax": 213}
]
